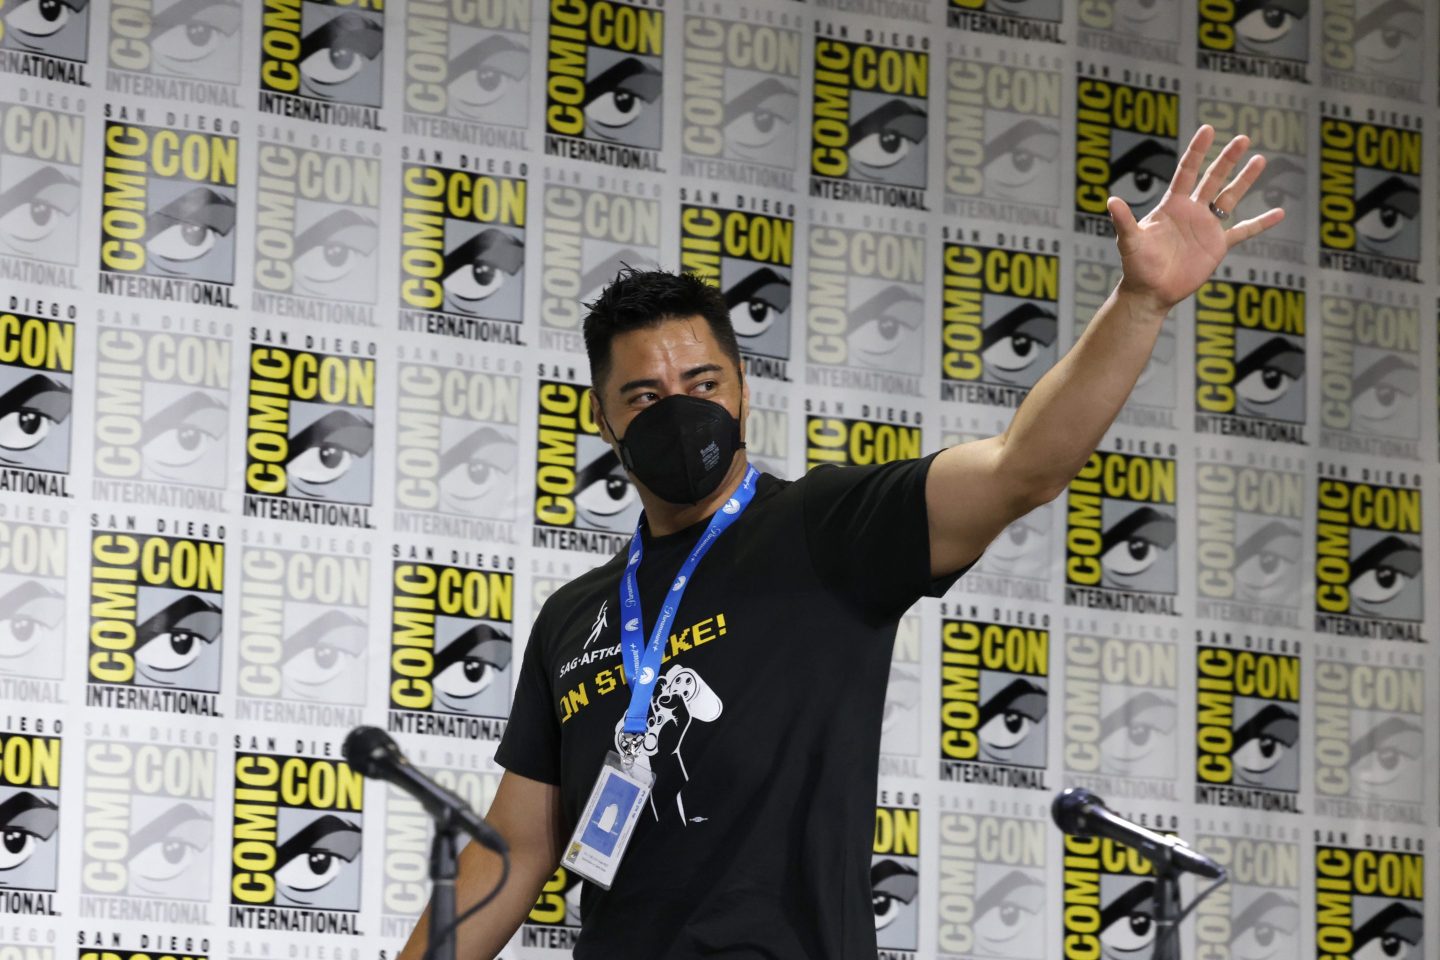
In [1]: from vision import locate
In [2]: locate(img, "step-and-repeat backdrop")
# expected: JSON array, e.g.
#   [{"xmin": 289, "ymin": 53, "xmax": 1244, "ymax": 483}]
[{"xmin": 0, "ymin": 1, "xmax": 1434, "ymax": 958}]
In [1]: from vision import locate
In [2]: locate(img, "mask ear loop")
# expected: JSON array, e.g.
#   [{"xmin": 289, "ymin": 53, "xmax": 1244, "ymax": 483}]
[{"xmin": 597, "ymin": 403, "xmax": 637, "ymax": 473}]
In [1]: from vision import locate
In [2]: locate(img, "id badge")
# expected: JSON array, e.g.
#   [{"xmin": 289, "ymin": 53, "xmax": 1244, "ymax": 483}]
[{"xmin": 563, "ymin": 751, "xmax": 653, "ymax": 890}]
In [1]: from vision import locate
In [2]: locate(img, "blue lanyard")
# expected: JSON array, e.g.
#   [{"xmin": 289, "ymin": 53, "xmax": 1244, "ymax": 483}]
[{"xmin": 619, "ymin": 465, "xmax": 758, "ymax": 737}]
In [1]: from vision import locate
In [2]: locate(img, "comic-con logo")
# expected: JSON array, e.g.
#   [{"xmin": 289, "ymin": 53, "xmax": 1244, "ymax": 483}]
[
  {"xmin": 806, "ymin": 223, "xmax": 926, "ymax": 389},
  {"xmin": 0, "ymin": 0, "xmax": 90, "ymax": 84},
  {"xmin": 532, "ymin": 377, "xmax": 638, "ymax": 555},
  {"xmin": 0, "ymin": 309, "xmax": 72, "ymax": 497},
  {"xmin": 257, "ymin": 0, "xmax": 384, "ymax": 129},
  {"xmin": 1078, "ymin": 0, "xmax": 1180, "ymax": 58},
  {"xmin": 253, "ymin": 143, "xmax": 381, "ymax": 324},
  {"xmin": 1064, "ymin": 632, "xmax": 1180, "ymax": 797},
  {"xmin": 1195, "ymin": 641, "xmax": 1301, "ymax": 811},
  {"xmin": 1074, "ymin": 70, "xmax": 1180, "ymax": 237},
  {"xmin": 940, "ymin": 617, "xmax": 1049, "ymax": 789},
  {"xmin": 81, "ymin": 738, "xmax": 216, "ymax": 911},
  {"xmin": 398, "ymin": 160, "xmax": 526, "ymax": 344},
  {"xmin": 87, "ymin": 527, "xmax": 224, "ymax": 714},
  {"xmin": 1197, "ymin": 91, "xmax": 1308, "ymax": 260},
  {"xmin": 944, "ymin": 53, "xmax": 1062, "ymax": 218},
  {"xmin": 0, "ymin": 101, "xmax": 84, "ymax": 277},
  {"xmin": 236, "ymin": 543, "xmax": 369, "ymax": 725},
  {"xmin": 1193, "ymin": 831, "xmax": 1300, "ymax": 960},
  {"xmin": 92, "ymin": 324, "xmax": 230, "ymax": 510},
  {"xmin": 395, "ymin": 361, "xmax": 521, "ymax": 531},
  {"xmin": 1065, "ymin": 449, "xmax": 1179, "ymax": 614},
  {"xmin": 1315, "ymin": 657, "xmax": 1425, "ymax": 817},
  {"xmin": 874, "ymin": 802, "xmax": 920, "ymax": 955},
  {"xmin": 810, "ymin": 34, "xmax": 929, "ymax": 209},
  {"xmin": 1197, "ymin": 0, "xmax": 1309, "ymax": 80},
  {"xmin": 0, "ymin": 727, "xmax": 61, "ymax": 914},
  {"xmin": 1319, "ymin": 290, "xmax": 1419, "ymax": 458},
  {"xmin": 1195, "ymin": 461, "xmax": 1304, "ymax": 624},
  {"xmin": 0, "ymin": 516, "xmax": 66, "ymax": 686},
  {"xmin": 941, "ymin": 239, "xmax": 1060, "ymax": 408},
  {"xmin": 805, "ymin": 411, "xmax": 920, "ymax": 471},
  {"xmin": 242, "ymin": 340, "xmax": 377, "ymax": 528},
  {"xmin": 1314, "ymin": 475, "xmax": 1422, "ymax": 640},
  {"xmin": 1062, "ymin": 821, "xmax": 1179, "ymax": 960},
  {"xmin": 947, "ymin": 0, "xmax": 1061, "ymax": 43},
  {"xmin": 389, "ymin": 559, "xmax": 514, "ymax": 742},
  {"xmin": 544, "ymin": 0, "xmax": 664, "ymax": 169},
  {"xmin": 1315, "ymin": 845, "xmax": 1424, "ymax": 960},
  {"xmin": 524, "ymin": 867, "xmax": 583, "ymax": 950},
  {"xmin": 81, "ymin": 949, "xmax": 205, "ymax": 960},
  {"xmin": 403, "ymin": 0, "xmax": 531, "ymax": 141},
  {"xmin": 107, "ymin": 0, "xmax": 244, "ymax": 96},
  {"xmin": 1319, "ymin": 114, "xmax": 1421, "ymax": 282},
  {"xmin": 97, "ymin": 116, "xmax": 239, "ymax": 307},
  {"xmin": 229, "ymin": 750, "xmax": 364, "ymax": 932},
  {"xmin": 1194, "ymin": 276, "xmax": 1306, "ymax": 442},
  {"xmin": 680, "ymin": 13, "xmax": 800, "ymax": 187},
  {"xmin": 1320, "ymin": 1, "xmax": 1422, "ymax": 97},
  {"xmin": 937, "ymin": 812, "xmax": 1046, "ymax": 958},
  {"xmin": 680, "ymin": 200, "xmax": 794, "ymax": 380}
]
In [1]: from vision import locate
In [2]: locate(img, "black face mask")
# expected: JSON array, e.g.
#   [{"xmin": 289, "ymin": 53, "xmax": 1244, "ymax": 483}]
[{"xmin": 607, "ymin": 395, "xmax": 743, "ymax": 505}]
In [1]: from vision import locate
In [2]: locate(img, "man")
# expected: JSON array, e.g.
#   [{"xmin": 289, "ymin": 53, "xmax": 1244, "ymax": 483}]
[{"xmin": 398, "ymin": 126, "xmax": 1284, "ymax": 957}]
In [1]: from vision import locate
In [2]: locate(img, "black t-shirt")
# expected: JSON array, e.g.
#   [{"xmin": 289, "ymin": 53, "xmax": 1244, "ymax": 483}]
[{"xmin": 496, "ymin": 454, "xmax": 963, "ymax": 958}]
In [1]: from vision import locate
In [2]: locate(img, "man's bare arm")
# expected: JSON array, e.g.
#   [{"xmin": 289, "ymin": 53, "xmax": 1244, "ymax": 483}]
[
  {"xmin": 397, "ymin": 771, "xmax": 566, "ymax": 960},
  {"xmin": 926, "ymin": 126, "xmax": 1286, "ymax": 577}
]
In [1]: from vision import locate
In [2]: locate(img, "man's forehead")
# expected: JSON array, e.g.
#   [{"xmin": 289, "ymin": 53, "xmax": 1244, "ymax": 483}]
[{"xmin": 610, "ymin": 317, "xmax": 727, "ymax": 370}]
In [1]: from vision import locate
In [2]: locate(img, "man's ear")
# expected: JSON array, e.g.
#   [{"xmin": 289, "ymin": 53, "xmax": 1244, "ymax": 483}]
[
  {"xmin": 591, "ymin": 388, "xmax": 614, "ymax": 444},
  {"xmin": 739, "ymin": 369, "xmax": 751, "ymax": 437}
]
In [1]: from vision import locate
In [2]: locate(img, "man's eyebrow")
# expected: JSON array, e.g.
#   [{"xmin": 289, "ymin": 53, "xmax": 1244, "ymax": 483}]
[{"xmin": 617, "ymin": 364, "xmax": 724, "ymax": 395}]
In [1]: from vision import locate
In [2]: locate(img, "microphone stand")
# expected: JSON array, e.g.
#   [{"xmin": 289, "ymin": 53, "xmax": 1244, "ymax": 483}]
[
  {"xmin": 1150, "ymin": 844, "xmax": 1182, "ymax": 960},
  {"xmin": 427, "ymin": 811, "xmax": 464, "ymax": 960}
]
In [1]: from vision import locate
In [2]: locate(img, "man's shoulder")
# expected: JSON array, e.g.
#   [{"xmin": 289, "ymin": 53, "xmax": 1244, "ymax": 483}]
[{"xmin": 533, "ymin": 554, "xmax": 626, "ymax": 645}]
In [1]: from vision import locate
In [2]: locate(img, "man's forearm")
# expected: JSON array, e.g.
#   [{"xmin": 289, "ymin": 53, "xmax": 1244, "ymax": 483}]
[{"xmin": 397, "ymin": 842, "xmax": 556, "ymax": 960}]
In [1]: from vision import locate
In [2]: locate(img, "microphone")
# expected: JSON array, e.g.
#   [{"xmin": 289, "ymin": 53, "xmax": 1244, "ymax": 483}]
[
  {"xmin": 343, "ymin": 726, "xmax": 508, "ymax": 855},
  {"xmin": 1052, "ymin": 787, "xmax": 1222, "ymax": 878}
]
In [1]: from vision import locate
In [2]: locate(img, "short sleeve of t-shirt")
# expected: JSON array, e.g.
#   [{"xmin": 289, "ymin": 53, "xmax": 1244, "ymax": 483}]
[
  {"xmin": 802, "ymin": 452, "xmax": 966, "ymax": 620},
  {"xmin": 493, "ymin": 610, "xmax": 563, "ymax": 786}
]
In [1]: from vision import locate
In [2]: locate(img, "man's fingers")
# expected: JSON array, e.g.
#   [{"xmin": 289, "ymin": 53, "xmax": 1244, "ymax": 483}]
[
  {"xmin": 1212, "ymin": 154, "xmax": 1267, "ymax": 215},
  {"xmin": 1226, "ymin": 208, "xmax": 1286, "ymax": 248},
  {"xmin": 1192, "ymin": 134, "xmax": 1250, "ymax": 204},
  {"xmin": 1108, "ymin": 195, "xmax": 1138, "ymax": 236},
  {"xmin": 1169, "ymin": 126, "xmax": 1214, "ymax": 197}
]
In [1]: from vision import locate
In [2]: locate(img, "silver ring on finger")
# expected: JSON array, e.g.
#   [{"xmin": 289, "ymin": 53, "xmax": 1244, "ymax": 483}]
[{"xmin": 1208, "ymin": 200, "xmax": 1230, "ymax": 222}]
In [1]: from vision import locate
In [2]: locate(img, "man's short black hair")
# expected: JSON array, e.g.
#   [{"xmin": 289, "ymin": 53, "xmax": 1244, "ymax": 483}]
[{"xmin": 583, "ymin": 267, "xmax": 742, "ymax": 390}]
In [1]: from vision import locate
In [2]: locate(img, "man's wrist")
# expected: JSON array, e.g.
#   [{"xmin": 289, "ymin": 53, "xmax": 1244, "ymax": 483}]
[{"xmin": 1112, "ymin": 279, "xmax": 1172, "ymax": 325}]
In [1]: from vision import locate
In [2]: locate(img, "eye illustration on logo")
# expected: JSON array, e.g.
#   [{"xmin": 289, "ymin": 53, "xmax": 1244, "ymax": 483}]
[
  {"xmin": 1109, "ymin": 0, "xmax": 1179, "ymax": 40},
  {"xmin": 984, "ymin": 118, "xmax": 1061, "ymax": 203},
  {"xmin": 286, "ymin": 409, "xmax": 374, "ymax": 499},
  {"xmin": 145, "ymin": 187, "xmax": 237, "ymax": 275},
  {"xmin": 1349, "ymin": 715, "xmax": 1422, "ymax": 797},
  {"xmin": 299, "ymin": 12, "xmax": 383, "ymax": 101},
  {"xmin": 1230, "ymin": 703, "xmax": 1299, "ymax": 787},
  {"xmin": 293, "ymin": 210, "xmax": 379, "ymax": 300},
  {"xmin": 449, "ymin": 35, "xmax": 529, "ymax": 122},
  {"xmin": 1350, "ymin": 353, "xmax": 1418, "ymax": 438},
  {"xmin": 1100, "ymin": 691, "xmax": 1177, "ymax": 778},
  {"xmin": 1233, "ymin": 0, "xmax": 1308, "ymax": 54},
  {"xmin": 1233, "ymin": 154, "xmax": 1303, "ymax": 240},
  {"xmin": 584, "ymin": 57, "xmax": 662, "ymax": 143},
  {"xmin": 141, "ymin": 392, "xmax": 227, "ymax": 484},
  {"xmin": 575, "ymin": 449, "xmax": 639, "ymax": 532},
  {"xmin": 977, "ymin": 679, "xmax": 1047, "ymax": 765},
  {"xmin": 1233, "ymin": 337, "xmax": 1304, "ymax": 419},
  {"xmin": 0, "ymin": 581, "xmax": 64, "ymax": 675},
  {"xmin": 849, "ymin": 99, "xmax": 927, "ymax": 183},
  {"xmin": 724, "ymin": 78, "xmax": 798, "ymax": 165},
  {"xmin": 1351, "ymin": 900, "xmax": 1423, "ymax": 960},
  {"xmin": 1100, "ymin": 506, "xmax": 1176, "ymax": 591},
  {"xmin": 434, "ymin": 623, "xmax": 512, "ymax": 714},
  {"xmin": 980, "ymin": 502, "xmax": 1052, "ymax": 579},
  {"xmin": 0, "ymin": 790, "xmax": 59, "ymax": 883},
  {"xmin": 1352, "ymin": 0, "xmax": 1422, "ymax": 77},
  {"xmin": 870, "ymin": 858, "xmax": 918, "ymax": 932},
  {"xmin": 126, "ymin": 801, "xmax": 211, "ymax": 896},
  {"xmin": 1348, "ymin": 534, "xmax": 1421, "ymax": 616},
  {"xmin": 1099, "ymin": 879, "xmax": 1157, "ymax": 960},
  {"xmin": 0, "ymin": 374, "xmax": 71, "ymax": 469},
  {"xmin": 1353, "ymin": 176, "xmax": 1418, "ymax": 256},
  {"xmin": 443, "ymin": 228, "xmax": 524, "ymax": 314},
  {"xmin": 848, "ymin": 285, "xmax": 923, "ymax": 372},
  {"xmin": 148, "ymin": 0, "xmax": 241, "ymax": 79},
  {"xmin": 983, "ymin": 303, "xmax": 1058, "ymax": 387},
  {"xmin": 439, "ymin": 425, "xmax": 517, "ymax": 517},
  {"xmin": 274, "ymin": 814, "xmax": 362, "ymax": 907},
  {"xmin": 134, "ymin": 594, "xmax": 222, "ymax": 688},
  {"xmin": 1233, "ymin": 520, "xmax": 1301, "ymax": 604},
  {"xmin": 723, "ymin": 268, "xmax": 791, "ymax": 340},
  {"xmin": 281, "ymin": 609, "xmax": 367, "ymax": 704},
  {"xmin": 2, "ymin": 0, "xmax": 89, "ymax": 57},
  {"xmin": 0, "ymin": 166, "xmax": 81, "ymax": 261},
  {"xmin": 974, "ymin": 869, "xmax": 1045, "ymax": 957},
  {"xmin": 1109, "ymin": 139, "xmax": 1177, "ymax": 216},
  {"xmin": 1230, "ymin": 891, "xmax": 1300, "ymax": 960}
]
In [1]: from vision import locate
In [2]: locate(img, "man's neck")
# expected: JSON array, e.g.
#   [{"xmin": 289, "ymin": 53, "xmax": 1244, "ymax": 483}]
[{"xmin": 640, "ymin": 453, "xmax": 750, "ymax": 537}]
